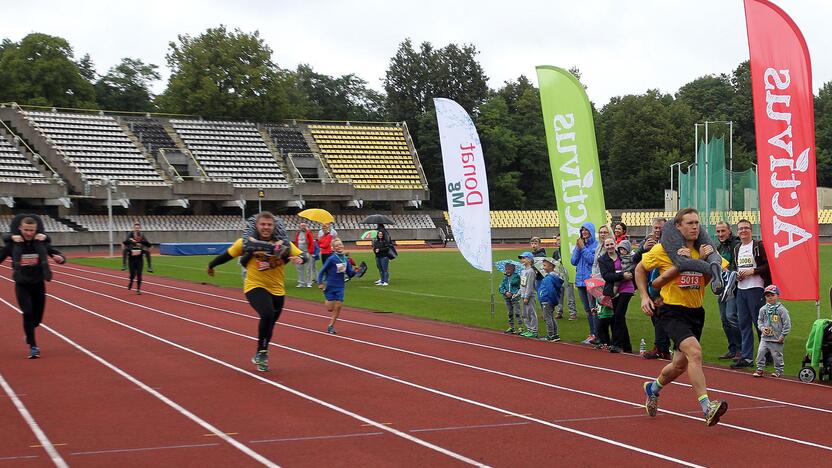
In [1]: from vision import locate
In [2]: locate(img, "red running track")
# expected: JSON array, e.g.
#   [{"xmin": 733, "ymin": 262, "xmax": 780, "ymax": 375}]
[{"xmin": 1, "ymin": 262, "xmax": 831, "ymax": 467}]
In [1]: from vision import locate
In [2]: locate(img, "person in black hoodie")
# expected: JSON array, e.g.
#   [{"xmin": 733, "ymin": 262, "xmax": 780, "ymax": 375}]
[
  {"xmin": 372, "ymin": 230, "xmax": 393, "ymax": 286},
  {"xmin": 1, "ymin": 215, "xmax": 65, "ymax": 359}
]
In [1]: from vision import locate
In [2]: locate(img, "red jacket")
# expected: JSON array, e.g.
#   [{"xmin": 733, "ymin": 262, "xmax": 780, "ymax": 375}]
[
  {"xmin": 294, "ymin": 230, "xmax": 315, "ymax": 254},
  {"xmin": 318, "ymin": 232, "xmax": 333, "ymax": 255}
]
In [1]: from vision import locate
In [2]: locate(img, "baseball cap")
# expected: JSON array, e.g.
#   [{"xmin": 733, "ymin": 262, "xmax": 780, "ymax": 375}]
[
  {"xmin": 518, "ymin": 251, "xmax": 534, "ymax": 260},
  {"xmin": 764, "ymin": 284, "xmax": 780, "ymax": 295}
]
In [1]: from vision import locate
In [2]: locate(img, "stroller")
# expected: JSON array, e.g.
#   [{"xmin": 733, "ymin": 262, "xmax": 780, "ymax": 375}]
[{"xmin": 798, "ymin": 318, "xmax": 832, "ymax": 383}]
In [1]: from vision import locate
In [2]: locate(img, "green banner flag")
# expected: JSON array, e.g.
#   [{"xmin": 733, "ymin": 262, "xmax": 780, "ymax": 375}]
[{"xmin": 536, "ymin": 66, "xmax": 607, "ymax": 281}]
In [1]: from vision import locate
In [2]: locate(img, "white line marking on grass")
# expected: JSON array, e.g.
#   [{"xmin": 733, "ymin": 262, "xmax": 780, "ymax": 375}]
[
  {"xmin": 54, "ymin": 265, "xmax": 832, "ymax": 413},
  {"xmin": 0, "ymin": 293, "xmax": 279, "ymax": 468},
  {"xmin": 46, "ymin": 267, "xmax": 832, "ymax": 453},
  {"xmin": 44, "ymin": 276, "xmax": 703, "ymax": 467},
  {"xmin": 28, "ymin": 282, "xmax": 486, "ymax": 468},
  {"xmin": 0, "ymin": 371, "xmax": 68, "ymax": 468}
]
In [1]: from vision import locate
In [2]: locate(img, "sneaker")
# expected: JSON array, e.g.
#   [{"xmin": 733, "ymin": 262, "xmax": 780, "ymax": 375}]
[
  {"xmin": 327, "ymin": 325, "xmax": 337, "ymax": 335},
  {"xmin": 718, "ymin": 270, "xmax": 737, "ymax": 302},
  {"xmin": 549, "ymin": 335, "xmax": 561, "ymax": 342},
  {"xmin": 297, "ymin": 283, "xmax": 304, "ymax": 288},
  {"xmin": 643, "ymin": 381, "xmax": 659, "ymax": 417},
  {"xmin": 568, "ymin": 315, "xmax": 578, "ymax": 321},
  {"xmin": 752, "ymin": 370, "xmax": 764, "ymax": 377},
  {"xmin": 252, "ymin": 350, "xmax": 269, "ymax": 372},
  {"xmin": 705, "ymin": 400, "xmax": 728, "ymax": 427},
  {"xmin": 709, "ymin": 263, "xmax": 725, "ymax": 295},
  {"xmin": 374, "ymin": 280, "xmax": 382, "ymax": 285},
  {"xmin": 718, "ymin": 351, "xmax": 737, "ymax": 360},
  {"xmin": 381, "ymin": 282, "xmax": 389, "ymax": 286},
  {"xmin": 608, "ymin": 345, "xmax": 622, "ymax": 354},
  {"xmin": 121, "ymin": 266, "xmax": 127, "ymax": 271},
  {"xmin": 522, "ymin": 330, "xmax": 537, "ymax": 338},
  {"xmin": 643, "ymin": 347, "xmax": 668, "ymax": 360},
  {"xmin": 771, "ymin": 371, "xmax": 783, "ymax": 378},
  {"xmin": 504, "ymin": 327, "xmax": 515, "ymax": 334},
  {"xmin": 555, "ymin": 311, "xmax": 563, "ymax": 319},
  {"xmin": 136, "ymin": 289, "xmax": 141, "ymax": 295},
  {"xmin": 306, "ymin": 283, "xmax": 312, "ymax": 288},
  {"xmin": 730, "ymin": 359, "xmax": 754, "ymax": 369},
  {"xmin": 593, "ymin": 343, "xmax": 609, "ymax": 351},
  {"xmin": 581, "ymin": 335, "xmax": 595, "ymax": 345},
  {"xmin": 28, "ymin": 346, "xmax": 40, "ymax": 359},
  {"xmin": 147, "ymin": 268, "xmax": 154, "ymax": 273}
]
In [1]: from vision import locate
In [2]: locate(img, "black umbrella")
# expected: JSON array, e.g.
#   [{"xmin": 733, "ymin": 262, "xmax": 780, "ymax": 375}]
[{"xmin": 359, "ymin": 214, "xmax": 395, "ymax": 225}]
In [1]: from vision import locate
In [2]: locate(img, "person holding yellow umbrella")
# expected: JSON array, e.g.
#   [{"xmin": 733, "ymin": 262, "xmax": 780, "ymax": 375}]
[{"xmin": 298, "ymin": 208, "xmax": 337, "ymax": 277}]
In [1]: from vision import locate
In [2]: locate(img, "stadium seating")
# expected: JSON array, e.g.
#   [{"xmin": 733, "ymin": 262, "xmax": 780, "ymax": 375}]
[
  {"xmin": 0, "ymin": 132, "xmax": 50, "ymax": 184},
  {"xmin": 23, "ymin": 111, "xmax": 167, "ymax": 185},
  {"xmin": 170, "ymin": 119, "xmax": 289, "ymax": 188},
  {"xmin": 126, "ymin": 118, "xmax": 177, "ymax": 156},
  {"xmin": 446, "ymin": 210, "xmax": 613, "ymax": 229},
  {"xmin": 0, "ymin": 214, "xmax": 74, "ymax": 233},
  {"xmin": 307, "ymin": 124, "xmax": 424, "ymax": 190},
  {"xmin": 265, "ymin": 124, "xmax": 312, "ymax": 155}
]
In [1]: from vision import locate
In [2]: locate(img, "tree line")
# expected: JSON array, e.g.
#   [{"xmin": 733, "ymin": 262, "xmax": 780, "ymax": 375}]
[{"xmin": 1, "ymin": 27, "xmax": 829, "ymax": 209}]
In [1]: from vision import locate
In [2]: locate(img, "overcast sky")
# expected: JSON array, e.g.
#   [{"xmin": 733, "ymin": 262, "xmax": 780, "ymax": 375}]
[{"xmin": 5, "ymin": 0, "xmax": 830, "ymax": 107}]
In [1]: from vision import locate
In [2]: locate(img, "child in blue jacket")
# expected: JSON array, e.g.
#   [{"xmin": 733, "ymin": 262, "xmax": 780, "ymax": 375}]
[
  {"xmin": 499, "ymin": 263, "xmax": 522, "ymax": 334},
  {"xmin": 318, "ymin": 238, "xmax": 355, "ymax": 334},
  {"xmin": 537, "ymin": 258, "xmax": 564, "ymax": 342}
]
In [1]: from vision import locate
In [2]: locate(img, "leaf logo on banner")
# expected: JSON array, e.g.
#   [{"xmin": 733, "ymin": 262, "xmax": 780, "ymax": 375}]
[
  {"xmin": 795, "ymin": 148, "xmax": 809, "ymax": 172},
  {"xmin": 582, "ymin": 170, "xmax": 595, "ymax": 189}
]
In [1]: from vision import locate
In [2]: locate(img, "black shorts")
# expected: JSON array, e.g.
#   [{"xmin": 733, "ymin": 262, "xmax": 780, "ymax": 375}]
[{"xmin": 656, "ymin": 303, "xmax": 705, "ymax": 350}]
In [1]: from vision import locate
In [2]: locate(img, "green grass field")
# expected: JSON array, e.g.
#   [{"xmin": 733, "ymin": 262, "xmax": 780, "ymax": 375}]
[{"xmin": 73, "ymin": 245, "xmax": 832, "ymax": 375}]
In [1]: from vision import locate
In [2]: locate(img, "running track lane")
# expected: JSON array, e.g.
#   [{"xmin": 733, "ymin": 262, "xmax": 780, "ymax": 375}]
[
  {"xmin": 0, "ymin": 273, "xmax": 483, "ymax": 467},
  {"xmin": 45, "ymin": 263, "xmax": 832, "ymax": 466},
  {"xmin": 30, "ymin": 268, "xmax": 696, "ymax": 464}
]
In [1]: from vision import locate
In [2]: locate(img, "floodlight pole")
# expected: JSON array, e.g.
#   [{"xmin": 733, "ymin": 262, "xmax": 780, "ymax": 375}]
[
  {"xmin": 694, "ymin": 125, "xmax": 699, "ymax": 208},
  {"xmin": 729, "ymin": 121, "xmax": 734, "ymax": 211},
  {"xmin": 705, "ymin": 122, "xmax": 710, "ymax": 218}
]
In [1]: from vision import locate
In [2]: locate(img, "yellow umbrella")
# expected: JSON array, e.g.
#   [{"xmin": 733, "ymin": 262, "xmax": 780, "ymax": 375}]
[{"xmin": 298, "ymin": 208, "xmax": 335, "ymax": 225}]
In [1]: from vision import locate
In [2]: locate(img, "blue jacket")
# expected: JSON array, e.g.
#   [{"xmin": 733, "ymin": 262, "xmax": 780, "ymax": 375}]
[
  {"xmin": 570, "ymin": 221, "xmax": 597, "ymax": 287},
  {"xmin": 537, "ymin": 272, "xmax": 564, "ymax": 305},
  {"xmin": 317, "ymin": 253, "xmax": 355, "ymax": 290},
  {"xmin": 498, "ymin": 272, "xmax": 521, "ymax": 298}
]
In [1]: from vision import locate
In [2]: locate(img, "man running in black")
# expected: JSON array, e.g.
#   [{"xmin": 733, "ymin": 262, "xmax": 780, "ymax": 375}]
[
  {"xmin": 125, "ymin": 229, "xmax": 151, "ymax": 295},
  {"xmin": 1, "ymin": 215, "xmax": 65, "ymax": 358},
  {"xmin": 122, "ymin": 223, "xmax": 153, "ymax": 273}
]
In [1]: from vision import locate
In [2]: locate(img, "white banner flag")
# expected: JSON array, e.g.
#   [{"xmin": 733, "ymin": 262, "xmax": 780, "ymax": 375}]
[{"xmin": 434, "ymin": 98, "xmax": 492, "ymax": 272}]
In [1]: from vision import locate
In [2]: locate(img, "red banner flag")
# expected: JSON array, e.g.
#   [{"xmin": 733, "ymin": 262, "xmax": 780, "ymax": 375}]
[{"xmin": 744, "ymin": 0, "xmax": 819, "ymax": 301}]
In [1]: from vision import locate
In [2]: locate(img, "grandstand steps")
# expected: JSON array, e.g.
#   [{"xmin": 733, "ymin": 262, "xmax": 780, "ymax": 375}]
[
  {"xmin": 296, "ymin": 125, "xmax": 333, "ymax": 178},
  {"xmin": 0, "ymin": 127, "xmax": 55, "ymax": 181},
  {"xmin": 258, "ymin": 127, "xmax": 295, "ymax": 184},
  {"xmin": 118, "ymin": 121, "xmax": 174, "ymax": 185},
  {"xmin": 53, "ymin": 216, "xmax": 86, "ymax": 232},
  {"xmin": 0, "ymin": 107, "xmax": 85, "ymax": 194}
]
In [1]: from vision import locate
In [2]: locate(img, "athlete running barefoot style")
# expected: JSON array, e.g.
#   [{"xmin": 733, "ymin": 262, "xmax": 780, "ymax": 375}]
[
  {"xmin": 206, "ymin": 212, "xmax": 306, "ymax": 372},
  {"xmin": 635, "ymin": 208, "xmax": 729, "ymax": 427}
]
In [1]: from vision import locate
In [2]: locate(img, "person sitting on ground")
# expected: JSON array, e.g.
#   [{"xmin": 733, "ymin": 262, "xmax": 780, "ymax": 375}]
[{"xmin": 4, "ymin": 213, "xmax": 52, "ymax": 281}]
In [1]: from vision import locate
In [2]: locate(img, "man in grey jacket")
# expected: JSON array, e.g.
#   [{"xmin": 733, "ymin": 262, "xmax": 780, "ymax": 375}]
[{"xmin": 752, "ymin": 285, "xmax": 791, "ymax": 378}]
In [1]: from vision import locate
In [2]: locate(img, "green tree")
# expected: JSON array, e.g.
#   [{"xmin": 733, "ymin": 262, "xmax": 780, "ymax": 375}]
[
  {"xmin": 0, "ymin": 33, "xmax": 96, "ymax": 107},
  {"xmin": 76, "ymin": 53, "xmax": 97, "ymax": 83},
  {"xmin": 95, "ymin": 58, "xmax": 160, "ymax": 112},
  {"xmin": 158, "ymin": 25, "xmax": 292, "ymax": 121},
  {"xmin": 383, "ymin": 39, "xmax": 489, "ymax": 207},
  {"xmin": 815, "ymin": 81, "xmax": 832, "ymax": 188},
  {"xmin": 292, "ymin": 64, "xmax": 384, "ymax": 121}
]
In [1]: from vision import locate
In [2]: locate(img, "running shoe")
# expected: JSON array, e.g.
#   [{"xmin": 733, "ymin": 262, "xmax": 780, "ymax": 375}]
[
  {"xmin": 549, "ymin": 335, "xmax": 561, "ymax": 342},
  {"xmin": 705, "ymin": 400, "xmax": 728, "ymax": 427},
  {"xmin": 521, "ymin": 330, "xmax": 537, "ymax": 338},
  {"xmin": 581, "ymin": 335, "xmax": 595, "ymax": 345},
  {"xmin": 718, "ymin": 270, "xmax": 737, "ymax": 303},
  {"xmin": 643, "ymin": 381, "xmax": 659, "ymax": 417},
  {"xmin": 709, "ymin": 263, "xmax": 725, "ymax": 295},
  {"xmin": 28, "ymin": 346, "xmax": 40, "ymax": 359},
  {"xmin": 374, "ymin": 280, "xmax": 382, "ymax": 285},
  {"xmin": 752, "ymin": 370, "xmax": 764, "ymax": 377},
  {"xmin": 252, "ymin": 350, "xmax": 269, "ymax": 372},
  {"xmin": 327, "ymin": 325, "xmax": 337, "ymax": 334},
  {"xmin": 730, "ymin": 359, "xmax": 754, "ymax": 369},
  {"xmin": 136, "ymin": 289, "xmax": 142, "ymax": 295},
  {"xmin": 504, "ymin": 327, "xmax": 515, "ymax": 334},
  {"xmin": 147, "ymin": 268, "xmax": 154, "ymax": 273},
  {"xmin": 771, "ymin": 371, "xmax": 783, "ymax": 378}
]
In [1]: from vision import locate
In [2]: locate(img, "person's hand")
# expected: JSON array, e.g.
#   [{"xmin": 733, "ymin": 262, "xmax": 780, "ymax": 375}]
[
  {"xmin": 319, "ymin": 283, "xmax": 325, "ymax": 290},
  {"xmin": 34, "ymin": 233, "xmax": 46, "ymax": 241},
  {"xmin": 504, "ymin": 292, "xmax": 511, "ymax": 298},
  {"xmin": 643, "ymin": 237, "xmax": 656, "ymax": 250},
  {"xmin": 641, "ymin": 295, "xmax": 655, "ymax": 316},
  {"xmin": 737, "ymin": 268, "xmax": 751, "ymax": 280},
  {"xmin": 523, "ymin": 298, "xmax": 529, "ymax": 305},
  {"xmin": 778, "ymin": 337, "xmax": 785, "ymax": 344},
  {"xmin": 51, "ymin": 255, "xmax": 65, "ymax": 264},
  {"xmin": 623, "ymin": 271, "xmax": 633, "ymax": 280},
  {"xmin": 11, "ymin": 235, "xmax": 22, "ymax": 242},
  {"xmin": 699, "ymin": 244, "xmax": 714, "ymax": 258},
  {"xmin": 207, "ymin": 267, "xmax": 215, "ymax": 277},
  {"xmin": 576, "ymin": 237, "xmax": 584, "ymax": 249},
  {"xmin": 677, "ymin": 247, "xmax": 691, "ymax": 258},
  {"xmin": 289, "ymin": 256, "xmax": 303, "ymax": 265}
]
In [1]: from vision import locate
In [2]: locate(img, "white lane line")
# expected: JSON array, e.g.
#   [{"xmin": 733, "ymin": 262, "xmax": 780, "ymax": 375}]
[
  {"xmin": 250, "ymin": 432, "xmax": 385, "ymax": 444},
  {"xmin": 49, "ymin": 267, "xmax": 832, "ymax": 453},
  {"xmin": 44, "ymin": 275, "xmax": 702, "ymax": 467},
  {"xmin": 57, "ymin": 264, "xmax": 832, "ymax": 403},
  {"xmin": 0, "ymin": 455, "xmax": 38, "ymax": 461},
  {"xmin": 0, "ymin": 294, "xmax": 279, "ymax": 468},
  {"xmin": 0, "ymin": 372, "xmax": 68, "ymax": 468},
  {"xmin": 31, "ymin": 285, "xmax": 487, "ymax": 467}
]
